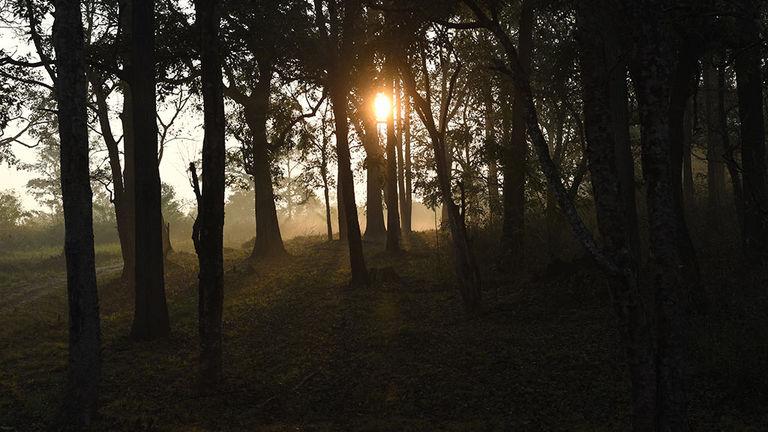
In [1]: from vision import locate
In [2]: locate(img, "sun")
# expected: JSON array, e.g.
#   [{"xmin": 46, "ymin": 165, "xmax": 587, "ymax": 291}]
[{"xmin": 374, "ymin": 92, "xmax": 391, "ymax": 123}]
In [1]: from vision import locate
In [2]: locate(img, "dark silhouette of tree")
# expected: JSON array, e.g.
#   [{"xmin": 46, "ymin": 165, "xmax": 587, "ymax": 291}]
[
  {"xmin": 384, "ymin": 59, "xmax": 401, "ymax": 253},
  {"xmin": 130, "ymin": 0, "xmax": 170, "ymax": 340},
  {"xmin": 52, "ymin": 0, "xmax": 101, "ymax": 424},
  {"xmin": 313, "ymin": 0, "xmax": 369, "ymax": 287},
  {"xmin": 191, "ymin": 0, "xmax": 226, "ymax": 385}
]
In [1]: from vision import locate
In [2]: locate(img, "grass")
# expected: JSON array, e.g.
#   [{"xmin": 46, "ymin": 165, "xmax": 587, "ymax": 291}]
[{"xmin": 0, "ymin": 233, "xmax": 766, "ymax": 431}]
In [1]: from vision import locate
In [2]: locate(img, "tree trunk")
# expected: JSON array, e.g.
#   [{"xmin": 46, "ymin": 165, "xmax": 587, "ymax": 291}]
[
  {"xmin": 501, "ymin": 0, "xmax": 533, "ymax": 259},
  {"xmin": 92, "ymin": 80, "xmax": 133, "ymax": 278},
  {"xmin": 609, "ymin": 62, "xmax": 641, "ymax": 263},
  {"xmin": 629, "ymin": 3, "xmax": 691, "ymax": 427},
  {"xmin": 53, "ymin": 0, "xmax": 101, "ymax": 424},
  {"xmin": 668, "ymin": 44, "xmax": 701, "ymax": 282},
  {"xmin": 337, "ymin": 164, "xmax": 348, "ymax": 241},
  {"xmin": 385, "ymin": 71, "xmax": 401, "ymax": 253},
  {"xmin": 704, "ymin": 53, "xmax": 726, "ymax": 227},
  {"xmin": 482, "ymin": 74, "xmax": 500, "ymax": 222},
  {"xmin": 193, "ymin": 0, "xmax": 225, "ymax": 386},
  {"xmin": 395, "ymin": 77, "xmax": 409, "ymax": 234},
  {"xmin": 330, "ymin": 82, "xmax": 368, "ymax": 287},
  {"xmin": 130, "ymin": 0, "xmax": 170, "ymax": 341},
  {"xmin": 398, "ymin": 56, "xmax": 482, "ymax": 315},
  {"xmin": 246, "ymin": 69, "xmax": 287, "ymax": 259},
  {"xmin": 735, "ymin": 6, "xmax": 768, "ymax": 261},
  {"xmin": 403, "ymin": 90, "xmax": 413, "ymax": 233},
  {"xmin": 119, "ymin": 82, "xmax": 137, "ymax": 283},
  {"xmin": 323, "ymin": 167, "xmax": 333, "ymax": 241},
  {"xmin": 577, "ymin": 5, "xmax": 656, "ymax": 429},
  {"xmin": 682, "ymin": 97, "xmax": 695, "ymax": 208},
  {"xmin": 361, "ymin": 104, "xmax": 387, "ymax": 240}
]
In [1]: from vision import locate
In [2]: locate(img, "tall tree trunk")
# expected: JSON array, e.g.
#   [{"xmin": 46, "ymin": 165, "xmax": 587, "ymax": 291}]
[
  {"xmin": 193, "ymin": 0, "xmax": 225, "ymax": 385},
  {"xmin": 246, "ymin": 69, "xmax": 287, "ymax": 259},
  {"xmin": 398, "ymin": 56, "xmax": 482, "ymax": 315},
  {"xmin": 704, "ymin": 53, "xmax": 727, "ymax": 227},
  {"xmin": 92, "ymin": 80, "xmax": 133, "ymax": 277},
  {"xmin": 395, "ymin": 77, "xmax": 409, "ymax": 234},
  {"xmin": 361, "ymin": 101, "xmax": 387, "ymax": 240},
  {"xmin": 682, "ymin": 97, "xmax": 695, "ymax": 208},
  {"xmin": 501, "ymin": 0, "xmax": 533, "ymax": 259},
  {"xmin": 117, "ymin": 0, "xmax": 136, "ymax": 283},
  {"xmin": 629, "ymin": 2, "xmax": 691, "ymax": 427},
  {"xmin": 323, "ymin": 166, "xmax": 333, "ymax": 241},
  {"xmin": 53, "ymin": 0, "xmax": 101, "ymax": 424},
  {"xmin": 482, "ymin": 74, "xmax": 500, "ymax": 222},
  {"xmin": 385, "ymin": 71, "xmax": 401, "ymax": 253},
  {"xmin": 330, "ymin": 82, "xmax": 368, "ymax": 287},
  {"xmin": 609, "ymin": 62, "xmax": 641, "ymax": 263},
  {"xmin": 577, "ymin": 6, "xmax": 656, "ymax": 429},
  {"xmin": 403, "ymin": 90, "xmax": 413, "ymax": 233},
  {"xmin": 130, "ymin": 0, "xmax": 169, "ymax": 340},
  {"xmin": 735, "ymin": 4, "xmax": 768, "ymax": 261},
  {"xmin": 668, "ymin": 43, "xmax": 701, "ymax": 282},
  {"xmin": 337, "ymin": 165, "xmax": 348, "ymax": 241}
]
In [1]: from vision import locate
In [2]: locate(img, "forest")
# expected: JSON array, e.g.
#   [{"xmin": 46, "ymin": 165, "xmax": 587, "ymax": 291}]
[{"xmin": 0, "ymin": 0, "xmax": 767, "ymax": 430}]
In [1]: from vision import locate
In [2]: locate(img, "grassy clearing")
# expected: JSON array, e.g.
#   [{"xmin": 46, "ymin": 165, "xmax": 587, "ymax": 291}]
[{"xmin": 0, "ymin": 233, "xmax": 766, "ymax": 431}]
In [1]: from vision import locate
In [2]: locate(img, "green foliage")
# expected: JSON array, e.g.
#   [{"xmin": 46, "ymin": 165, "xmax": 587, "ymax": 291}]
[{"xmin": 0, "ymin": 190, "xmax": 26, "ymax": 228}]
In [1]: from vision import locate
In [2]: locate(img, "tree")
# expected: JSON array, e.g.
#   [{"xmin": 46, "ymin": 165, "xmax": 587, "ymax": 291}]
[
  {"xmin": 397, "ymin": 26, "xmax": 482, "ymax": 314},
  {"xmin": 130, "ymin": 0, "xmax": 170, "ymax": 341},
  {"xmin": 734, "ymin": 0, "xmax": 768, "ymax": 261},
  {"xmin": 384, "ymin": 59, "xmax": 401, "ymax": 253},
  {"xmin": 191, "ymin": 0, "xmax": 226, "ymax": 385},
  {"xmin": 500, "ymin": 0, "xmax": 532, "ymax": 261},
  {"xmin": 52, "ymin": 0, "xmax": 101, "ymax": 424},
  {"xmin": 314, "ymin": 0, "xmax": 369, "ymax": 288}
]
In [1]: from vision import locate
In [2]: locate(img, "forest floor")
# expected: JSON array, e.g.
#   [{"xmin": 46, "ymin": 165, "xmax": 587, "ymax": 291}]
[{"xmin": 0, "ymin": 232, "xmax": 767, "ymax": 431}]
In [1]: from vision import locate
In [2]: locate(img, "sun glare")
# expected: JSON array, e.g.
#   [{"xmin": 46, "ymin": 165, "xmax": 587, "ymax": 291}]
[{"xmin": 374, "ymin": 92, "xmax": 391, "ymax": 123}]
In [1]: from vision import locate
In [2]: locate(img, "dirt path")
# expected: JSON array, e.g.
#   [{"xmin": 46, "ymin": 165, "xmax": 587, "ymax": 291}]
[{"xmin": 1, "ymin": 261, "xmax": 123, "ymax": 314}]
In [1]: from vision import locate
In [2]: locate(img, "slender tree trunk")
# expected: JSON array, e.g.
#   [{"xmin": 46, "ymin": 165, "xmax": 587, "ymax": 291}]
[
  {"xmin": 323, "ymin": 167, "xmax": 333, "ymax": 241},
  {"xmin": 482, "ymin": 75, "xmax": 500, "ymax": 222},
  {"xmin": 53, "ymin": 0, "xmax": 101, "ymax": 424},
  {"xmin": 119, "ymin": 82, "xmax": 137, "ymax": 283},
  {"xmin": 362, "ymin": 103, "xmax": 387, "ymax": 240},
  {"xmin": 668, "ymin": 44, "xmax": 701, "ymax": 282},
  {"xmin": 337, "ymin": 165, "xmax": 348, "ymax": 241},
  {"xmin": 385, "ymin": 71, "xmax": 401, "ymax": 253},
  {"xmin": 330, "ymin": 82, "xmax": 368, "ymax": 287},
  {"xmin": 92, "ymin": 81, "xmax": 133, "ymax": 277},
  {"xmin": 130, "ymin": 0, "xmax": 169, "ymax": 340},
  {"xmin": 735, "ymin": 5, "xmax": 768, "ymax": 261},
  {"xmin": 629, "ymin": 3, "xmax": 691, "ymax": 427},
  {"xmin": 501, "ymin": 0, "xmax": 533, "ymax": 258},
  {"xmin": 682, "ymin": 97, "xmax": 695, "ymax": 208},
  {"xmin": 704, "ymin": 53, "xmax": 727, "ymax": 227},
  {"xmin": 395, "ymin": 77, "xmax": 408, "ymax": 234},
  {"xmin": 403, "ymin": 90, "xmax": 413, "ymax": 233},
  {"xmin": 609, "ymin": 62, "xmax": 641, "ymax": 263},
  {"xmin": 578, "ymin": 4, "xmax": 657, "ymax": 429},
  {"xmin": 193, "ymin": 0, "xmax": 225, "ymax": 385},
  {"xmin": 399, "ymin": 56, "xmax": 481, "ymax": 315},
  {"xmin": 246, "ymin": 70, "xmax": 287, "ymax": 259}
]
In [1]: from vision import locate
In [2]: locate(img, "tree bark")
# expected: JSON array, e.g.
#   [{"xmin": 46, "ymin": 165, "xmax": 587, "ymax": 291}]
[
  {"xmin": 385, "ymin": 70, "xmax": 401, "ymax": 253},
  {"xmin": 395, "ymin": 77, "xmax": 409, "ymax": 234},
  {"xmin": 361, "ymin": 98, "xmax": 387, "ymax": 240},
  {"xmin": 735, "ymin": 4, "xmax": 768, "ymax": 261},
  {"xmin": 130, "ymin": 0, "xmax": 170, "ymax": 341},
  {"xmin": 243, "ymin": 71, "xmax": 287, "ymax": 259},
  {"xmin": 398, "ymin": 54, "xmax": 482, "ymax": 315},
  {"xmin": 628, "ymin": 2, "xmax": 691, "ymax": 428},
  {"xmin": 193, "ymin": 0, "xmax": 225, "ymax": 386},
  {"xmin": 704, "ymin": 53, "xmax": 727, "ymax": 227},
  {"xmin": 330, "ymin": 82, "xmax": 369, "ymax": 287},
  {"xmin": 53, "ymin": 0, "xmax": 101, "ymax": 424},
  {"xmin": 501, "ymin": 0, "xmax": 533, "ymax": 259},
  {"xmin": 577, "ymin": 4, "xmax": 655, "ymax": 429},
  {"xmin": 482, "ymin": 74, "xmax": 500, "ymax": 222},
  {"xmin": 403, "ymin": 89, "xmax": 413, "ymax": 233}
]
